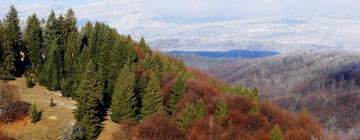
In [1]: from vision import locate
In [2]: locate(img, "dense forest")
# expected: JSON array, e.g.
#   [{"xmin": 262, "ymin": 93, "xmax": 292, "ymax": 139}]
[
  {"xmin": 206, "ymin": 51, "xmax": 360, "ymax": 138},
  {"xmin": 0, "ymin": 6, "xmax": 324, "ymax": 140}
]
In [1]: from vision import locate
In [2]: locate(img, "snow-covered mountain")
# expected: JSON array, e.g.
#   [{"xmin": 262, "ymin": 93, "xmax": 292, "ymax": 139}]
[{"xmin": 2, "ymin": 1, "xmax": 360, "ymax": 52}]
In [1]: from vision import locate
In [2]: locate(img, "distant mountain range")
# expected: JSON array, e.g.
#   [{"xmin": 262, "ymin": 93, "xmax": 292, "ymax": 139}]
[{"xmin": 1, "ymin": 0, "xmax": 360, "ymax": 52}]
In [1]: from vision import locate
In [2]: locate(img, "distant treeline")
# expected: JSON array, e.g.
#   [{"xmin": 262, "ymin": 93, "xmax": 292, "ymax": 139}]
[{"xmin": 167, "ymin": 50, "xmax": 278, "ymax": 58}]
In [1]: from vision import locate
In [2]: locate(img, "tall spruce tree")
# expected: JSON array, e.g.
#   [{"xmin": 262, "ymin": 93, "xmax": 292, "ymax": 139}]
[
  {"xmin": 62, "ymin": 9, "xmax": 79, "ymax": 98},
  {"xmin": 167, "ymin": 74, "xmax": 186, "ymax": 115},
  {"xmin": 140, "ymin": 72, "xmax": 164, "ymax": 118},
  {"xmin": 1, "ymin": 5, "xmax": 22, "ymax": 79},
  {"xmin": 43, "ymin": 40, "xmax": 61, "ymax": 90},
  {"xmin": 24, "ymin": 14, "xmax": 43, "ymax": 77},
  {"xmin": 44, "ymin": 10, "xmax": 57, "ymax": 49},
  {"xmin": 110, "ymin": 62, "xmax": 137, "ymax": 122},
  {"xmin": 40, "ymin": 10, "xmax": 58, "ymax": 84},
  {"xmin": 74, "ymin": 60, "xmax": 104, "ymax": 140},
  {"xmin": 139, "ymin": 37, "xmax": 150, "ymax": 54},
  {"xmin": 0, "ymin": 20, "xmax": 3, "ymax": 67}
]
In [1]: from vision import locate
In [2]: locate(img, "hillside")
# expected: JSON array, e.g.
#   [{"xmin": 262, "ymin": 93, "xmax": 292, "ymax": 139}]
[
  {"xmin": 206, "ymin": 51, "xmax": 360, "ymax": 137},
  {"xmin": 0, "ymin": 6, "xmax": 325, "ymax": 140}
]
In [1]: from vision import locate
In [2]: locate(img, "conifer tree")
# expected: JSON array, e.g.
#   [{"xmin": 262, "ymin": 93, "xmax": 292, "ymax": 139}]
[
  {"xmin": 0, "ymin": 25, "xmax": 15, "ymax": 80},
  {"xmin": 140, "ymin": 72, "xmax": 164, "ymax": 118},
  {"xmin": 31, "ymin": 103, "xmax": 41, "ymax": 123},
  {"xmin": 43, "ymin": 40, "xmax": 61, "ymax": 90},
  {"xmin": 1, "ymin": 6, "xmax": 21, "ymax": 79},
  {"xmin": 0, "ymin": 20, "xmax": 3, "ymax": 67},
  {"xmin": 74, "ymin": 60, "xmax": 104, "ymax": 140},
  {"xmin": 139, "ymin": 37, "xmax": 151, "ymax": 54},
  {"xmin": 214, "ymin": 97, "xmax": 229, "ymax": 120},
  {"xmin": 24, "ymin": 14, "xmax": 43, "ymax": 77},
  {"xmin": 177, "ymin": 100, "xmax": 207, "ymax": 130},
  {"xmin": 44, "ymin": 10, "xmax": 57, "ymax": 50},
  {"xmin": 270, "ymin": 124, "xmax": 284, "ymax": 140},
  {"xmin": 167, "ymin": 74, "xmax": 186, "ymax": 115},
  {"xmin": 110, "ymin": 62, "xmax": 137, "ymax": 122}
]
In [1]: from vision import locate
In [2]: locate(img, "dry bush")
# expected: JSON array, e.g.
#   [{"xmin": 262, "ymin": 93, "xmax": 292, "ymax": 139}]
[
  {"xmin": 0, "ymin": 131, "xmax": 14, "ymax": 140},
  {"xmin": 137, "ymin": 112, "xmax": 185, "ymax": 140},
  {"xmin": 133, "ymin": 44, "xmax": 145, "ymax": 61},
  {"xmin": 112, "ymin": 120, "xmax": 138, "ymax": 140},
  {"xmin": 187, "ymin": 119, "xmax": 225, "ymax": 140},
  {"xmin": 0, "ymin": 82, "xmax": 29, "ymax": 122},
  {"xmin": 226, "ymin": 95, "xmax": 252, "ymax": 114}
]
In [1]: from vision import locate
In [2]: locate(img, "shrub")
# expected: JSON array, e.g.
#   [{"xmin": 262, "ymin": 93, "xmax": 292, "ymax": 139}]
[
  {"xmin": 137, "ymin": 112, "xmax": 185, "ymax": 140},
  {"xmin": 112, "ymin": 120, "xmax": 137, "ymax": 140},
  {"xmin": 0, "ymin": 83, "xmax": 29, "ymax": 122},
  {"xmin": 0, "ymin": 131, "xmax": 14, "ymax": 140},
  {"xmin": 25, "ymin": 72, "xmax": 35, "ymax": 88},
  {"xmin": 31, "ymin": 103, "xmax": 41, "ymax": 123},
  {"xmin": 50, "ymin": 97, "xmax": 56, "ymax": 107},
  {"xmin": 187, "ymin": 119, "xmax": 224, "ymax": 140}
]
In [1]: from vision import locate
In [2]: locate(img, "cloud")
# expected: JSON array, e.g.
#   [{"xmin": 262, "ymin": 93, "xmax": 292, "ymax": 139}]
[{"xmin": 142, "ymin": 0, "xmax": 360, "ymax": 20}]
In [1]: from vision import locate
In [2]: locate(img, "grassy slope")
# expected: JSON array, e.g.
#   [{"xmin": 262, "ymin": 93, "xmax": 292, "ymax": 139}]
[{"xmin": 0, "ymin": 78, "xmax": 117, "ymax": 140}]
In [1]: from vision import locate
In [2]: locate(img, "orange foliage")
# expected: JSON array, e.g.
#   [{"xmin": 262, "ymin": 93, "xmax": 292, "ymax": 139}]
[
  {"xmin": 0, "ymin": 131, "xmax": 14, "ymax": 140},
  {"xmin": 137, "ymin": 112, "xmax": 185, "ymax": 140},
  {"xmin": 226, "ymin": 95, "xmax": 253, "ymax": 114},
  {"xmin": 132, "ymin": 43, "xmax": 145, "ymax": 61},
  {"xmin": 187, "ymin": 118, "xmax": 225, "ymax": 140}
]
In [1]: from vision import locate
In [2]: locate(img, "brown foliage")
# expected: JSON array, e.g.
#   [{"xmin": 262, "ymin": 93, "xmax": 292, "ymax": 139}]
[
  {"xmin": 137, "ymin": 112, "xmax": 185, "ymax": 140},
  {"xmin": 112, "ymin": 120, "xmax": 138, "ymax": 140},
  {"xmin": 0, "ymin": 131, "xmax": 14, "ymax": 140},
  {"xmin": 226, "ymin": 95, "xmax": 253, "ymax": 114},
  {"xmin": 0, "ymin": 83, "xmax": 29, "ymax": 122},
  {"xmin": 187, "ymin": 118, "xmax": 225, "ymax": 140},
  {"xmin": 133, "ymin": 44, "xmax": 145, "ymax": 61}
]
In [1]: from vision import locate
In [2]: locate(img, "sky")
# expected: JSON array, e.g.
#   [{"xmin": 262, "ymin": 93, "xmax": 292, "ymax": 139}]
[{"xmin": 1, "ymin": 0, "xmax": 360, "ymax": 22}]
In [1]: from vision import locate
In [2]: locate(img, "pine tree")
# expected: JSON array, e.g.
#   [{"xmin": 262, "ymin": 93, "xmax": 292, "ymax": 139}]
[
  {"xmin": 62, "ymin": 32, "xmax": 80, "ymax": 97},
  {"xmin": 24, "ymin": 14, "xmax": 43, "ymax": 78},
  {"xmin": 110, "ymin": 62, "xmax": 137, "ymax": 122},
  {"xmin": 1, "ymin": 6, "xmax": 21, "ymax": 79},
  {"xmin": 31, "ymin": 103, "xmax": 41, "ymax": 123},
  {"xmin": 177, "ymin": 100, "xmax": 207, "ymax": 130},
  {"xmin": 74, "ymin": 60, "xmax": 104, "ymax": 140},
  {"xmin": 139, "ymin": 37, "xmax": 150, "ymax": 54},
  {"xmin": 43, "ymin": 40, "xmax": 61, "ymax": 90},
  {"xmin": 214, "ymin": 97, "xmax": 229, "ymax": 120},
  {"xmin": 167, "ymin": 74, "xmax": 186, "ymax": 115},
  {"xmin": 0, "ymin": 27, "xmax": 15, "ymax": 80},
  {"xmin": 0, "ymin": 20, "xmax": 4, "ymax": 67},
  {"xmin": 44, "ymin": 10, "xmax": 57, "ymax": 48},
  {"xmin": 270, "ymin": 124, "xmax": 284, "ymax": 140},
  {"xmin": 140, "ymin": 72, "xmax": 164, "ymax": 118},
  {"xmin": 40, "ymin": 10, "xmax": 58, "ymax": 84}
]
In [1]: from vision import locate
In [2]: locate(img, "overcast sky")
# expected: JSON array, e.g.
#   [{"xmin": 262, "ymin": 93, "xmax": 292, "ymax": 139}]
[{"xmin": 1, "ymin": 0, "xmax": 360, "ymax": 22}]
